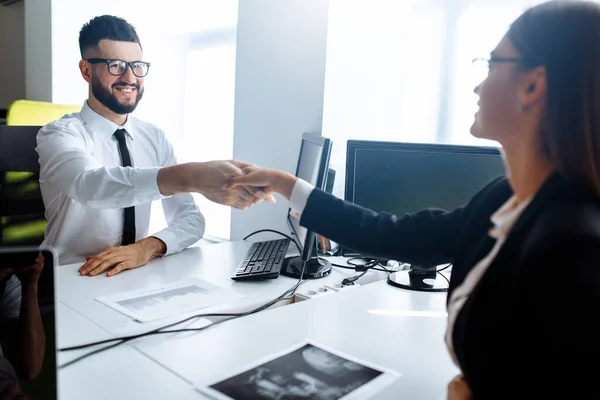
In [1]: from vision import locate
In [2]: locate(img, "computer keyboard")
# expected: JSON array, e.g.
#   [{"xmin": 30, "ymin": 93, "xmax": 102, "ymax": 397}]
[{"xmin": 231, "ymin": 239, "xmax": 291, "ymax": 280}]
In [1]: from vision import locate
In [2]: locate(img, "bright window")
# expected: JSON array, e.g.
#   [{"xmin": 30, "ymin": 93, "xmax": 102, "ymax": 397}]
[
  {"xmin": 180, "ymin": 43, "xmax": 237, "ymax": 241},
  {"xmin": 323, "ymin": 0, "xmax": 445, "ymax": 196},
  {"xmin": 322, "ymin": 0, "xmax": 551, "ymax": 196}
]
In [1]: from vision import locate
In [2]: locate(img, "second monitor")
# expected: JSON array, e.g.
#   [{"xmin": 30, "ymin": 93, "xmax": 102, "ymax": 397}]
[{"xmin": 344, "ymin": 140, "xmax": 506, "ymax": 291}]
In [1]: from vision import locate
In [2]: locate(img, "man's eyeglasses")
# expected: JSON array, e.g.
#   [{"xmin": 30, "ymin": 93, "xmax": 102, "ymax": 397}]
[{"xmin": 85, "ymin": 58, "xmax": 151, "ymax": 78}]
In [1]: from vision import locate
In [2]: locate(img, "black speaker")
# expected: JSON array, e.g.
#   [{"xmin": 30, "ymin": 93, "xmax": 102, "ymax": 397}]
[{"xmin": 325, "ymin": 167, "xmax": 335, "ymax": 194}]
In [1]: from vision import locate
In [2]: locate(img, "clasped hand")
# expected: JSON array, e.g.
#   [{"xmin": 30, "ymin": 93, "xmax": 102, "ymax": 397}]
[
  {"xmin": 198, "ymin": 160, "xmax": 276, "ymax": 209},
  {"xmin": 223, "ymin": 166, "xmax": 294, "ymax": 200}
]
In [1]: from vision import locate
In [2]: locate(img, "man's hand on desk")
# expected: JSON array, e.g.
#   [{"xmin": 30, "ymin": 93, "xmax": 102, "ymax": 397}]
[{"xmin": 78, "ymin": 237, "xmax": 167, "ymax": 277}]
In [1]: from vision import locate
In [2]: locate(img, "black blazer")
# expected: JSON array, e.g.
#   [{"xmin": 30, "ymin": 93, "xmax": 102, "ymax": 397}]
[{"xmin": 300, "ymin": 174, "xmax": 600, "ymax": 398}]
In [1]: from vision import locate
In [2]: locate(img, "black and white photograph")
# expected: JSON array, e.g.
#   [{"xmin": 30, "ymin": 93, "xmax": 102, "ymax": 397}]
[{"xmin": 196, "ymin": 342, "xmax": 400, "ymax": 400}]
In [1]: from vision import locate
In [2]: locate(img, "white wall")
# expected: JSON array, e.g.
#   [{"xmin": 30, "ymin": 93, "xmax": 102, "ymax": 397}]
[
  {"xmin": 0, "ymin": 2, "xmax": 25, "ymax": 108},
  {"xmin": 230, "ymin": 0, "xmax": 331, "ymax": 240}
]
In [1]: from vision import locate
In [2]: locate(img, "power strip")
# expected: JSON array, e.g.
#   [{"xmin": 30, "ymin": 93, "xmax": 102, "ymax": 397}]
[{"xmin": 293, "ymin": 282, "xmax": 360, "ymax": 302}]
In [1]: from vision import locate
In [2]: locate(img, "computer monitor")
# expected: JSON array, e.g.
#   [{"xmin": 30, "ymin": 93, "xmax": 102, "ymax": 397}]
[
  {"xmin": 345, "ymin": 140, "xmax": 506, "ymax": 292},
  {"xmin": 0, "ymin": 246, "xmax": 57, "ymax": 399},
  {"xmin": 281, "ymin": 132, "xmax": 333, "ymax": 279}
]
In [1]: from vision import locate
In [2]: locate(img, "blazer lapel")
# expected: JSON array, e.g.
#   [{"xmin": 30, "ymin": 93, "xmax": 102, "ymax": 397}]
[
  {"xmin": 451, "ymin": 173, "xmax": 566, "ymax": 369},
  {"xmin": 470, "ymin": 173, "xmax": 565, "ymax": 288}
]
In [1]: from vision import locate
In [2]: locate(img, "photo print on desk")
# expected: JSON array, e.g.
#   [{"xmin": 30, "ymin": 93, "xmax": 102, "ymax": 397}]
[
  {"xmin": 95, "ymin": 278, "xmax": 242, "ymax": 322},
  {"xmin": 196, "ymin": 341, "xmax": 400, "ymax": 400}
]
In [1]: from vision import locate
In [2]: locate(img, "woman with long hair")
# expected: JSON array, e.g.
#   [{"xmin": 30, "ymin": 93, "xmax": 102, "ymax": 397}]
[{"xmin": 227, "ymin": 1, "xmax": 600, "ymax": 397}]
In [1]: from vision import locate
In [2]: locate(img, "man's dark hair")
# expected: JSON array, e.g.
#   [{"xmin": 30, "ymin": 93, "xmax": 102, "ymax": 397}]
[{"xmin": 78, "ymin": 15, "xmax": 141, "ymax": 57}]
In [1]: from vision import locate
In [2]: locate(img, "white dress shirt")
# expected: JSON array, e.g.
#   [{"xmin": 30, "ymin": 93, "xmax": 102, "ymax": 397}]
[
  {"xmin": 289, "ymin": 178, "xmax": 315, "ymax": 218},
  {"xmin": 36, "ymin": 101, "xmax": 205, "ymax": 265},
  {"xmin": 289, "ymin": 179, "xmax": 531, "ymax": 367}
]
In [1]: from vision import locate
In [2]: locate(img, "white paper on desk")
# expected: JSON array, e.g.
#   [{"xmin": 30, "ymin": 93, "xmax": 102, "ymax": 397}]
[
  {"xmin": 95, "ymin": 278, "xmax": 242, "ymax": 322},
  {"xmin": 195, "ymin": 340, "xmax": 401, "ymax": 400}
]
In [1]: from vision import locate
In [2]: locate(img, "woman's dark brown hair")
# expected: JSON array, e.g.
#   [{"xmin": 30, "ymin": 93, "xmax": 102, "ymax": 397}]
[{"xmin": 508, "ymin": 0, "xmax": 600, "ymax": 198}]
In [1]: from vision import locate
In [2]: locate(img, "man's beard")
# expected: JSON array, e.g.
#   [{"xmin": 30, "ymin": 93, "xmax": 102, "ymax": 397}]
[{"xmin": 91, "ymin": 76, "xmax": 144, "ymax": 115}]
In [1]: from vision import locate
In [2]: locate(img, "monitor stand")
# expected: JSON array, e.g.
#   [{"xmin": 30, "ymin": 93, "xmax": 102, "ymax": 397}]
[
  {"xmin": 386, "ymin": 267, "xmax": 448, "ymax": 292},
  {"xmin": 281, "ymin": 256, "xmax": 332, "ymax": 279}
]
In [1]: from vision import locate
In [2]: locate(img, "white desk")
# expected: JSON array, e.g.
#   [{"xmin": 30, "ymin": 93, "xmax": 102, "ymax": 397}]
[
  {"xmin": 56, "ymin": 241, "xmax": 458, "ymax": 399},
  {"xmin": 133, "ymin": 280, "xmax": 458, "ymax": 399},
  {"xmin": 57, "ymin": 302, "xmax": 200, "ymax": 400},
  {"xmin": 56, "ymin": 241, "xmax": 389, "ymax": 336}
]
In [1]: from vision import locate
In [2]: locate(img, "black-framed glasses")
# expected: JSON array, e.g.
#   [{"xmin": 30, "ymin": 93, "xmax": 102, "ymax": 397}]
[{"xmin": 85, "ymin": 58, "xmax": 151, "ymax": 77}]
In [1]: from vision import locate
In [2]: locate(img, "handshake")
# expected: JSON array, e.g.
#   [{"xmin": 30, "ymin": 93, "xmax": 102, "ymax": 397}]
[{"xmin": 158, "ymin": 159, "xmax": 297, "ymax": 210}]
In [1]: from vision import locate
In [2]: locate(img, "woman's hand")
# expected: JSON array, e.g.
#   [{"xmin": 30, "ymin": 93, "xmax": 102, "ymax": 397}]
[
  {"xmin": 224, "ymin": 167, "xmax": 297, "ymax": 201},
  {"xmin": 447, "ymin": 374, "xmax": 472, "ymax": 400}
]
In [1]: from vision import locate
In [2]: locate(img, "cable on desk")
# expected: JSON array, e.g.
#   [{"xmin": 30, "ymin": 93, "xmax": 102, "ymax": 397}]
[
  {"xmin": 333, "ymin": 258, "xmax": 452, "ymax": 286},
  {"xmin": 328, "ymin": 256, "xmax": 393, "ymax": 286},
  {"xmin": 437, "ymin": 263, "xmax": 453, "ymax": 273},
  {"xmin": 346, "ymin": 257, "xmax": 378, "ymax": 268},
  {"xmin": 341, "ymin": 269, "xmax": 368, "ymax": 286},
  {"xmin": 58, "ymin": 251, "xmax": 309, "ymax": 369},
  {"xmin": 242, "ymin": 228, "xmax": 303, "ymax": 256},
  {"xmin": 437, "ymin": 271, "xmax": 450, "ymax": 286},
  {"xmin": 330, "ymin": 262, "xmax": 393, "ymax": 273},
  {"xmin": 243, "ymin": 229, "xmax": 295, "ymax": 244},
  {"xmin": 436, "ymin": 263, "xmax": 452, "ymax": 286},
  {"xmin": 347, "ymin": 257, "xmax": 396, "ymax": 272}
]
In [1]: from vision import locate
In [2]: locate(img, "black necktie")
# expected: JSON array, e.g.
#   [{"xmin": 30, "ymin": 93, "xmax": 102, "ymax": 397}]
[{"xmin": 114, "ymin": 129, "xmax": 136, "ymax": 246}]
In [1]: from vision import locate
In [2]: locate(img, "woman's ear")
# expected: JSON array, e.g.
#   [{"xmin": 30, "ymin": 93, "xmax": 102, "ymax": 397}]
[{"xmin": 519, "ymin": 66, "xmax": 547, "ymax": 110}]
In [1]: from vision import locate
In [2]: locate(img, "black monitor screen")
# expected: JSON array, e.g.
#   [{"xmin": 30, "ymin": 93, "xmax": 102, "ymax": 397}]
[
  {"xmin": 346, "ymin": 140, "xmax": 506, "ymax": 220},
  {"xmin": 287, "ymin": 133, "xmax": 331, "ymax": 257}
]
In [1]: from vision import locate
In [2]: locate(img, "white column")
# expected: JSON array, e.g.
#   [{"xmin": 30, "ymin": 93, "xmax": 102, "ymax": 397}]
[
  {"xmin": 230, "ymin": 0, "xmax": 331, "ymax": 240},
  {"xmin": 0, "ymin": 2, "xmax": 25, "ymax": 108},
  {"xmin": 24, "ymin": 0, "xmax": 53, "ymax": 102}
]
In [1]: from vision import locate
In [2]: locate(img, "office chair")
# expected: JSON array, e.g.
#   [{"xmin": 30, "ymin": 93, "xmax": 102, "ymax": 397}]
[
  {"xmin": 0, "ymin": 125, "xmax": 47, "ymax": 246},
  {"xmin": 6, "ymin": 99, "xmax": 80, "ymax": 126}
]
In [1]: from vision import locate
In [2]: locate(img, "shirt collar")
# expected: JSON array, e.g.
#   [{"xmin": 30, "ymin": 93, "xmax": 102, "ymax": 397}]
[
  {"xmin": 80, "ymin": 101, "xmax": 134, "ymax": 142},
  {"xmin": 489, "ymin": 195, "xmax": 532, "ymax": 238}
]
